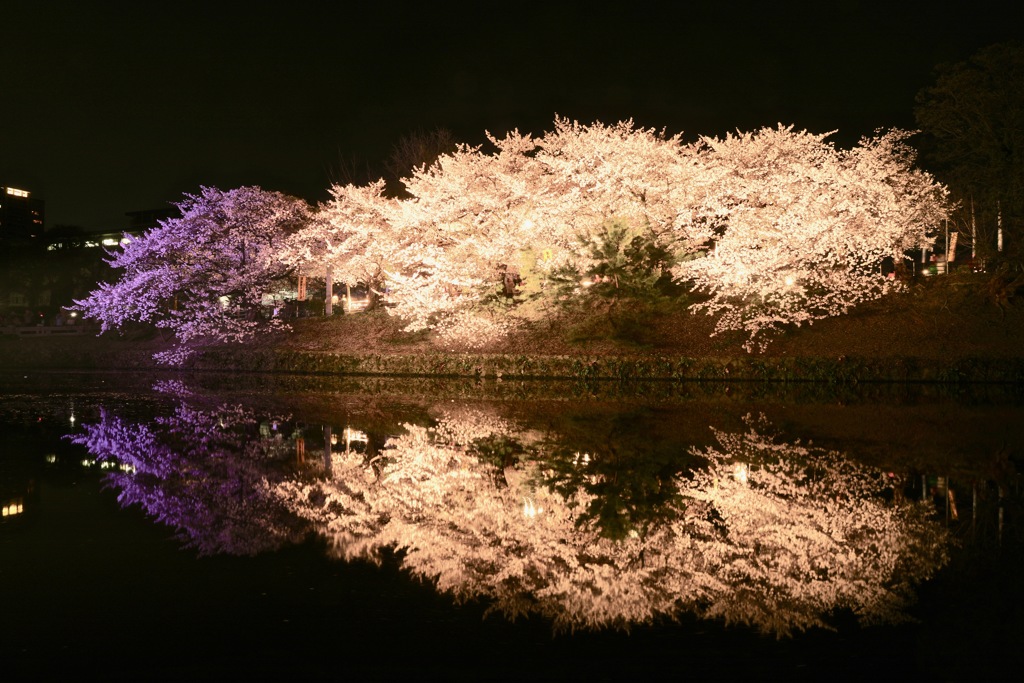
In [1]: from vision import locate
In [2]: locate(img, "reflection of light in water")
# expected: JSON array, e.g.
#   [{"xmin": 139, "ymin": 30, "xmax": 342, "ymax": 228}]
[
  {"xmin": 344, "ymin": 427, "xmax": 368, "ymax": 452},
  {"xmin": 522, "ymin": 498, "xmax": 543, "ymax": 518}
]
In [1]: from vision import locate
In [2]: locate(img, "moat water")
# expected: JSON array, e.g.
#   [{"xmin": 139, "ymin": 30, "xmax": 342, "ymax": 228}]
[{"xmin": 2, "ymin": 371, "xmax": 1021, "ymax": 681}]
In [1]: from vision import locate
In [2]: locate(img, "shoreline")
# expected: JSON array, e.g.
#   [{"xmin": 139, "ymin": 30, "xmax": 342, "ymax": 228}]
[{"xmin": 2, "ymin": 335, "xmax": 1022, "ymax": 384}]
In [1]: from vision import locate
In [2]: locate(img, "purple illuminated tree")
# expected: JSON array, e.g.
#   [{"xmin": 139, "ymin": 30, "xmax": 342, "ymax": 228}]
[{"xmin": 74, "ymin": 186, "xmax": 310, "ymax": 363}]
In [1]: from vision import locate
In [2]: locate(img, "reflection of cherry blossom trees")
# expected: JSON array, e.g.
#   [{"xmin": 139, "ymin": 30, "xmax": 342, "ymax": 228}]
[
  {"xmin": 682, "ymin": 415, "xmax": 949, "ymax": 632},
  {"xmin": 68, "ymin": 384, "xmax": 951, "ymax": 635},
  {"xmin": 71, "ymin": 400, "xmax": 308, "ymax": 555},
  {"xmin": 74, "ymin": 186, "xmax": 310, "ymax": 363},
  {"xmin": 273, "ymin": 410, "xmax": 949, "ymax": 636}
]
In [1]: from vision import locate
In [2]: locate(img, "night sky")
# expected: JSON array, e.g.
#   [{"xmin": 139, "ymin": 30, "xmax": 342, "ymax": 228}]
[{"xmin": 2, "ymin": 0, "xmax": 1019, "ymax": 232}]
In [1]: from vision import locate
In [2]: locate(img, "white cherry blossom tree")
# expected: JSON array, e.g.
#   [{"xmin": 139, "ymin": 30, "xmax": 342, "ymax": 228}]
[
  {"xmin": 678, "ymin": 126, "xmax": 949, "ymax": 350},
  {"xmin": 297, "ymin": 119, "xmax": 718, "ymax": 341},
  {"xmin": 296, "ymin": 119, "xmax": 947, "ymax": 349}
]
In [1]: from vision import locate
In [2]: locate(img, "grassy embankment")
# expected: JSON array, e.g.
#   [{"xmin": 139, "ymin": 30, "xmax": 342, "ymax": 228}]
[{"xmin": 3, "ymin": 271, "xmax": 1023, "ymax": 382}]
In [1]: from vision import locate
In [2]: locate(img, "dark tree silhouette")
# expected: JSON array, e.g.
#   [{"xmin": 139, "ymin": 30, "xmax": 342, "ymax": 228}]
[
  {"xmin": 384, "ymin": 127, "xmax": 460, "ymax": 197},
  {"xmin": 915, "ymin": 42, "xmax": 1024, "ymax": 259}
]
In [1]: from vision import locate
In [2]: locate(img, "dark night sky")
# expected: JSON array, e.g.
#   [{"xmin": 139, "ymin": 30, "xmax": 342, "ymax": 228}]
[{"xmin": 1, "ymin": 0, "xmax": 1020, "ymax": 232}]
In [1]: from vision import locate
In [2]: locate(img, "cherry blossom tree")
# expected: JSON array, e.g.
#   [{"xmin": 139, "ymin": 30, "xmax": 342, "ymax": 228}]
[
  {"xmin": 530, "ymin": 117, "xmax": 717, "ymax": 251},
  {"xmin": 284, "ymin": 179, "xmax": 397, "ymax": 311},
  {"xmin": 678, "ymin": 126, "xmax": 950, "ymax": 350},
  {"xmin": 294, "ymin": 118, "xmax": 947, "ymax": 349},
  {"xmin": 376, "ymin": 130, "xmax": 548, "ymax": 332},
  {"xmin": 296, "ymin": 119, "xmax": 717, "ymax": 344},
  {"xmin": 74, "ymin": 186, "xmax": 310, "ymax": 363}
]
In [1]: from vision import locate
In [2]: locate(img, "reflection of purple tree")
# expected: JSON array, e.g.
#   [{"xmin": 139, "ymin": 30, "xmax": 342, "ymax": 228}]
[{"xmin": 72, "ymin": 403, "xmax": 309, "ymax": 555}]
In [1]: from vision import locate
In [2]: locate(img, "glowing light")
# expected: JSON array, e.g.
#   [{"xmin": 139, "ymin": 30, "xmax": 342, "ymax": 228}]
[
  {"xmin": 344, "ymin": 427, "xmax": 368, "ymax": 452},
  {"xmin": 2, "ymin": 501, "xmax": 24, "ymax": 517},
  {"xmin": 784, "ymin": 275, "xmax": 795, "ymax": 287},
  {"xmin": 522, "ymin": 498, "xmax": 543, "ymax": 518},
  {"xmin": 5, "ymin": 187, "xmax": 29, "ymax": 197},
  {"xmin": 733, "ymin": 463, "xmax": 749, "ymax": 484},
  {"xmin": 45, "ymin": 454, "xmax": 56, "ymax": 463},
  {"xmin": 345, "ymin": 296, "xmax": 370, "ymax": 313},
  {"xmin": 102, "ymin": 238, "xmax": 119, "ymax": 247}
]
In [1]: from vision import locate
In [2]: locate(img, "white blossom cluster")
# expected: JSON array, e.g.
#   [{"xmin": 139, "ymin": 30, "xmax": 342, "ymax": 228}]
[
  {"xmin": 679, "ymin": 127, "xmax": 949, "ymax": 349},
  {"xmin": 294, "ymin": 119, "xmax": 949, "ymax": 349}
]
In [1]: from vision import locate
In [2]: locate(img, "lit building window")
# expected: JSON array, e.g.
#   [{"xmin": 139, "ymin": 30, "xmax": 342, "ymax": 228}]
[
  {"xmin": 2, "ymin": 498, "xmax": 25, "ymax": 517},
  {"xmin": 5, "ymin": 187, "xmax": 29, "ymax": 198}
]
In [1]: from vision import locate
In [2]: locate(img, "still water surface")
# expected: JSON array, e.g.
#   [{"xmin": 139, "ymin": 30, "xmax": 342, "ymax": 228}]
[{"xmin": 2, "ymin": 371, "xmax": 1021, "ymax": 681}]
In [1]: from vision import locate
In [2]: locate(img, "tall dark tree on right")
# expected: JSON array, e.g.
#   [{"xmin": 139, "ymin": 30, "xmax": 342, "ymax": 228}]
[{"xmin": 915, "ymin": 42, "xmax": 1024, "ymax": 260}]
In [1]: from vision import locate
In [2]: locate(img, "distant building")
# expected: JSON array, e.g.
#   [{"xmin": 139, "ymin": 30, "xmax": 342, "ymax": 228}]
[
  {"xmin": 44, "ymin": 207, "xmax": 178, "ymax": 252},
  {"xmin": 0, "ymin": 185, "xmax": 45, "ymax": 240}
]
